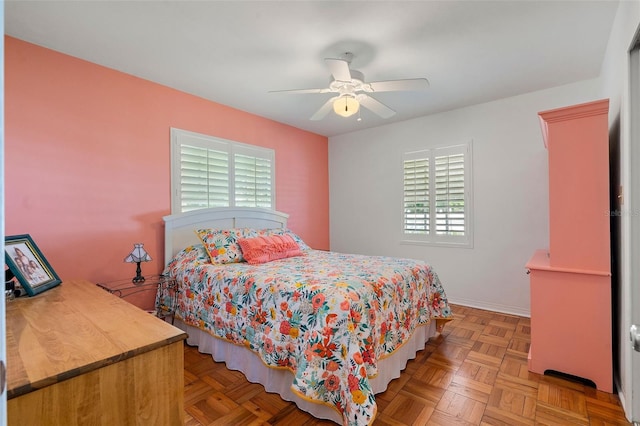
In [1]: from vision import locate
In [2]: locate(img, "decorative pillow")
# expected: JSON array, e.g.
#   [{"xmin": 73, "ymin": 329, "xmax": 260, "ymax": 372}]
[
  {"xmin": 196, "ymin": 228, "xmax": 257, "ymax": 264},
  {"xmin": 255, "ymin": 228, "xmax": 311, "ymax": 251},
  {"xmin": 163, "ymin": 244, "xmax": 210, "ymax": 277},
  {"xmin": 238, "ymin": 234, "xmax": 304, "ymax": 265}
]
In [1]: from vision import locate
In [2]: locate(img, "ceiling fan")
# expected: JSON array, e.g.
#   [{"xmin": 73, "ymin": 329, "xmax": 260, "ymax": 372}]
[{"xmin": 270, "ymin": 52, "xmax": 429, "ymax": 121}]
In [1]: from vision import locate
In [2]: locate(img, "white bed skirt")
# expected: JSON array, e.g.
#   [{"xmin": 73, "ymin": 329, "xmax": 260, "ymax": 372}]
[{"xmin": 176, "ymin": 319, "xmax": 438, "ymax": 424}]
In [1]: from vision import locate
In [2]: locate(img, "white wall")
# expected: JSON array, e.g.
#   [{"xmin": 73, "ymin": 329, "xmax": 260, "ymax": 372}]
[
  {"xmin": 598, "ymin": 0, "xmax": 640, "ymax": 419},
  {"xmin": 329, "ymin": 80, "xmax": 600, "ymax": 316}
]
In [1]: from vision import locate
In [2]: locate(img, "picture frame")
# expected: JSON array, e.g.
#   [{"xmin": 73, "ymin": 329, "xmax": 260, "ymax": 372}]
[{"xmin": 5, "ymin": 234, "xmax": 61, "ymax": 296}]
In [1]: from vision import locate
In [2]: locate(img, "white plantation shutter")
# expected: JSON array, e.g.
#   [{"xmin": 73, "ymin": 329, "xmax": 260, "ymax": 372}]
[
  {"xmin": 435, "ymin": 152, "xmax": 465, "ymax": 235},
  {"xmin": 179, "ymin": 144, "xmax": 229, "ymax": 211},
  {"xmin": 403, "ymin": 156, "xmax": 430, "ymax": 234},
  {"xmin": 402, "ymin": 142, "xmax": 472, "ymax": 247},
  {"xmin": 171, "ymin": 129, "xmax": 275, "ymax": 213},
  {"xmin": 234, "ymin": 152, "xmax": 273, "ymax": 208}
]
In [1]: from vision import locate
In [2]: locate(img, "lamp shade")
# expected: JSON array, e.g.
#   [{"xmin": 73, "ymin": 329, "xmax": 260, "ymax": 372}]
[
  {"xmin": 333, "ymin": 96, "xmax": 360, "ymax": 118},
  {"xmin": 124, "ymin": 243, "xmax": 152, "ymax": 263}
]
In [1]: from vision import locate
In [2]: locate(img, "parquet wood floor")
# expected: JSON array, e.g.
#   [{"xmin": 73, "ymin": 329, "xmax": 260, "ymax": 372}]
[{"xmin": 183, "ymin": 304, "xmax": 631, "ymax": 425}]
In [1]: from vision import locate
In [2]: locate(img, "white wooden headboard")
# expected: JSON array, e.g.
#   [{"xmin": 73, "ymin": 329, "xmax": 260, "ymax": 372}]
[{"xmin": 163, "ymin": 207, "xmax": 289, "ymax": 262}]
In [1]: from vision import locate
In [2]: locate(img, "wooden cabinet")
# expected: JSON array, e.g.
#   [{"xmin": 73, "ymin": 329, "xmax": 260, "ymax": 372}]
[
  {"xmin": 6, "ymin": 279, "xmax": 188, "ymax": 425},
  {"xmin": 527, "ymin": 99, "xmax": 612, "ymax": 392}
]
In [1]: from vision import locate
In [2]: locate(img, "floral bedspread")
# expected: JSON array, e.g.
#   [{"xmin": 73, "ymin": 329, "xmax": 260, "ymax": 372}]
[{"xmin": 165, "ymin": 246, "xmax": 452, "ymax": 425}]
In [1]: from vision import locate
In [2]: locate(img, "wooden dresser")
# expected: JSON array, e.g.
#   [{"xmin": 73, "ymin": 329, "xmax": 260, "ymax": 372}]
[
  {"xmin": 526, "ymin": 99, "xmax": 612, "ymax": 392},
  {"xmin": 6, "ymin": 279, "xmax": 187, "ymax": 425}
]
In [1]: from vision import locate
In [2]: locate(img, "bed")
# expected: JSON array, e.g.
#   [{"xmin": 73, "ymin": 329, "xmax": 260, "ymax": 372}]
[{"xmin": 162, "ymin": 207, "xmax": 452, "ymax": 425}]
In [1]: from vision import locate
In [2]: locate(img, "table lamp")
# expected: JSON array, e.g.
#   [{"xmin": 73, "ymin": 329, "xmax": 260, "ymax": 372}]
[{"xmin": 124, "ymin": 243, "xmax": 152, "ymax": 283}]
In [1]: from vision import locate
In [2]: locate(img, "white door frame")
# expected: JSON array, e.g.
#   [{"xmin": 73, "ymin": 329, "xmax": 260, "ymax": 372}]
[
  {"xmin": 629, "ymin": 29, "xmax": 640, "ymax": 425},
  {"xmin": 0, "ymin": 1, "xmax": 7, "ymax": 421}
]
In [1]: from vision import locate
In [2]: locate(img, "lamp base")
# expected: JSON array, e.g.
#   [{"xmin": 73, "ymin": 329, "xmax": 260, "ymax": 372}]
[{"xmin": 132, "ymin": 262, "xmax": 146, "ymax": 284}]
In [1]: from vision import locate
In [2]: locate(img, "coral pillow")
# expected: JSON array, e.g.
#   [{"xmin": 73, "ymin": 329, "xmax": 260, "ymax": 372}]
[
  {"xmin": 255, "ymin": 228, "xmax": 310, "ymax": 251},
  {"xmin": 238, "ymin": 234, "xmax": 303, "ymax": 265}
]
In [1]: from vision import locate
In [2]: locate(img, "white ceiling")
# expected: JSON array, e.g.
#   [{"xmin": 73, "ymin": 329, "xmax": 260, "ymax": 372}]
[{"xmin": 5, "ymin": 1, "xmax": 620, "ymax": 137}]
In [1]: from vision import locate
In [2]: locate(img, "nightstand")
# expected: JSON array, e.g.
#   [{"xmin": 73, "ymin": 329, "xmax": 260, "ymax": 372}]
[{"xmin": 96, "ymin": 274, "xmax": 178, "ymax": 323}]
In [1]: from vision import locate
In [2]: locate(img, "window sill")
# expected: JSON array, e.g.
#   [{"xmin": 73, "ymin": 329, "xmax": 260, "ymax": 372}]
[{"xmin": 400, "ymin": 239, "xmax": 474, "ymax": 249}]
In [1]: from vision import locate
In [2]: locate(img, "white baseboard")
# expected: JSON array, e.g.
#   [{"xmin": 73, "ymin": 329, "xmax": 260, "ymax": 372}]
[{"xmin": 449, "ymin": 297, "xmax": 530, "ymax": 318}]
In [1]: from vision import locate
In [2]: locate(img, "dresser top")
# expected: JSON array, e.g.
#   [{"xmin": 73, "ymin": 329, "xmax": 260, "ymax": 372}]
[{"xmin": 5, "ymin": 279, "xmax": 187, "ymax": 398}]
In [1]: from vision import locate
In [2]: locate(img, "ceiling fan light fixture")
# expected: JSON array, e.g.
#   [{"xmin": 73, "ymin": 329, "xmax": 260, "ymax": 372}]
[
  {"xmin": 333, "ymin": 95, "xmax": 360, "ymax": 118},
  {"xmin": 272, "ymin": 56, "xmax": 424, "ymax": 121}
]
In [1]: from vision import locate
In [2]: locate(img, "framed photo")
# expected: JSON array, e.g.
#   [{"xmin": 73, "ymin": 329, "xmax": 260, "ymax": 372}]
[{"xmin": 5, "ymin": 234, "xmax": 61, "ymax": 296}]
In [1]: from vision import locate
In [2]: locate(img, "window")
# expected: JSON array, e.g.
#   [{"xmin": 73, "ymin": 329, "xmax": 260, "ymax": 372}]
[
  {"xmin": 171, "ymin": 128, "xmax": 275, "ymax": 213},
  {"xmin": 402, "ymin": 141, "xmax": 473, "ymax": 247}
]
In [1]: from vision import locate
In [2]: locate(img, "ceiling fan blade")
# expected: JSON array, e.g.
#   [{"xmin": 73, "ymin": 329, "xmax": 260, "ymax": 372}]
[
  {"xmin": 368, "ymin": 78, "xmax": 430, "ymax": 92},
  {"xmin": 310, "ymin": 97, "xmax": 338, "ymax": 121},
  {"xmin": 269, "ymin": 88, "xmax": 331, "ymax": 94},
  {"xmin": 325, "ymin": 58, "xmax": 352, "ymax": 82},
  {"xmin": 359, "ymin": 95, "xmax": 396, "ymax": 119}
]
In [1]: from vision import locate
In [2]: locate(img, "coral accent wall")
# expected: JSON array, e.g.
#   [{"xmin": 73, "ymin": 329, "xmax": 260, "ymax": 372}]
[{"xmin": 5, "ymin": 37, "xmax": 329, "ymax": 289}]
